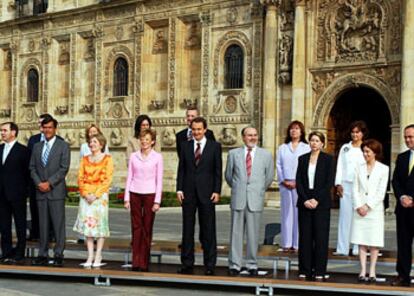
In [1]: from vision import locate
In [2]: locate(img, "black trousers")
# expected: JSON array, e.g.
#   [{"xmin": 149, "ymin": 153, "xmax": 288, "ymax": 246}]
[
  {"xmin": 29, "ymin": 184, "xmax": 39, "ymax": 238},
  {"xmin": 0, "ymin": 198, "xmax": 27, "ymax": 258},
  {"xmin": 298, "ymin": 207, "xmax": 330, "ymax": 277},
  {"xmin": 181, "ymin": 192, "xmax": 217, "ymax": 269},
  {"xmin": 396, "ymin": 209, "xmax": 414, "ymax": 282}
]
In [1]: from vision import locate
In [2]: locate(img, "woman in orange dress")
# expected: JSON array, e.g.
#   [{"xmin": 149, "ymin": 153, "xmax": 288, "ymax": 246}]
[{"xmin": 73, "ymin": 134, "xmax": 114, "ymax": 268}]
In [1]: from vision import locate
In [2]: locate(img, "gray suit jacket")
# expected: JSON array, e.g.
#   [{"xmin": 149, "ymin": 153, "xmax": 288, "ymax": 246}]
[
  {"xmin": 29, "ymin": 137, "xmax": 70, "ymax": 201},
  {"xmin": 225, "ymin": 146, "xmax": 274, "ymax": 212}
]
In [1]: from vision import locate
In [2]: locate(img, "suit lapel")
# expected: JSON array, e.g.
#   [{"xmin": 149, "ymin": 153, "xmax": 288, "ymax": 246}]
[
  {"xmin": 251, "ymin": 148, "xmax": 262, "ymax": 176},
  {"xmin": 359, "ymin": 163, "xmax": 369, "ymax": 192},
  {"xmin": 189, "ymin": 140, "xmax": 195, "ymax": 165},
  {"xmin": 197, "ymin": 140, "xmax": 210, "ymax": 167},
  {"xmin": 3, "ymin": 143, "xmax": 17, "ymax": 166},
  {"xmin": 0, "ymin": 145, "xmax": 4, "ymax": 167},
  {"xmin": 237, "ymin": 148, "xmax": 246, "ymax": 177},
  {"xmin": 44, "ymin": 139, "xmax": 60, "ymax": 167}
]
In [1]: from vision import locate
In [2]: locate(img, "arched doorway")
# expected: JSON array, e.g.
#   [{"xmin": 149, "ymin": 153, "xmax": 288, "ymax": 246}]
[{"xmin": 327, "ymin": 87, "xmax": 392, "ymax": 166}]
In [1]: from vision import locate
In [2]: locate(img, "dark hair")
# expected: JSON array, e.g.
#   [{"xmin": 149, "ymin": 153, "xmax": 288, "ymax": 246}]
[
  {"xmin": 134, "ymin": 115, "xmax": 152, "ymax": 139},
  {"xmin": 186, "ymin": 107, "xmax": 199, "ymax": 114},
  {"xmin": 241, "ymin": 126, "xmax": 257, "ymax": 136},
  {"xmin": 361, "ymin": 139, "xmax": 383, "ymax": 161},
  {"xmin": 349, "ymin": 120, "xmax": 368, "ymax": 139},
  {"xmin": 2, "ymin": 122, "xmax": 19, "ymax": 137},
  {"xmin": 139, "ymin": 128, "xmax": 157, "ymax": 147},
  {"xmin": 41, "ymin": 116, "xmax": 58, "ymax": 128},
  {"xmin": 404, "ymin": 124, "xmax": 414, "ymax": 131},
  {"xmin": 191, "ymin": 117, "xmax": 207, "ymax": 129},
  {"xmin": 284, "ymin": 120, "xmax": 307, "ymax": 144},
  {"xmin": 308, "ymin": 131, "xmax": 326, "ymax": 145},
  {"xmin": 85, "ymin": 124, "xmax": 103, "ymax": 142},
  {"xmin": 89, "ymin": 134, "xmax": 107, "ymax": 153},
  {"xmin": 39, "ymin": 113, "xmax": 52, "ymax": 120}
]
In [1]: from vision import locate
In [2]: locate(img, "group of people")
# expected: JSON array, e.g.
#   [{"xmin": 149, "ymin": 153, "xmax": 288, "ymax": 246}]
[{"xmin": 0, "ymin": 108, "xmax": 413, "ymax": 287}]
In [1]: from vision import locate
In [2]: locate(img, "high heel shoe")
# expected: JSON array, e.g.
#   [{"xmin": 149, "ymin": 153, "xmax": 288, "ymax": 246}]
[
  {"xmin": 358, "ymin": 275, "xmax": 367, "ymax": 282},
  {"xmin": 92, "ymin": 255, "xmax": 106, "ymax": 268},
  {"xmin": 80, "ymin": 262, "xmax": 92, "ymax": 268}
]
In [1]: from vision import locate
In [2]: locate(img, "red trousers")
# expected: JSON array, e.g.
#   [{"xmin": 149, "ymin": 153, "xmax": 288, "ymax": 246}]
[{"xmin": 130, "ymin": 192, "xmax": 156, "ymax": 269}]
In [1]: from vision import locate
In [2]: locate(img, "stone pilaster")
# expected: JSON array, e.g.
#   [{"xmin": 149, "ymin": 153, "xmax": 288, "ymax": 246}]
[
  {"xmin": 291, "ymin": 0, "xmax": 306, "ymax": 123},
  {"xmin": 400, "ymin": 0, "xmax": 414, "ymax": 149}
]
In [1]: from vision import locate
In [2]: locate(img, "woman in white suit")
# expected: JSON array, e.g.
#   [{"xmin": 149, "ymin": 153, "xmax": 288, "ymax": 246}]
[{"xmin": 351, "ymin": 139, "xmax": 389, "ymax": 283}]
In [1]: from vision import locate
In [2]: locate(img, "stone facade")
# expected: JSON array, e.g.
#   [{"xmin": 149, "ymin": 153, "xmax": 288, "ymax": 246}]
[{"xmin": 0, "ymin": 0, "xmax": 408, "ymax": 202}]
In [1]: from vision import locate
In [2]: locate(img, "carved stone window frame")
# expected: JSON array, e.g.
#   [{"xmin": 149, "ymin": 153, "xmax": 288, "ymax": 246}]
[{"xmin": 20, "ymin": 58, "xmax": 42, "ymax": 103}]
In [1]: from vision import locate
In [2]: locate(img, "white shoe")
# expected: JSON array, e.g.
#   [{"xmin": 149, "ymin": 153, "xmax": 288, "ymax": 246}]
[
  {"xmin": 92, "ymin": 262, "xmax": 107, "ymax": 268},
  {"xmin": 80, "ymin": 262, "xmax": 92, "ymax": 268}
]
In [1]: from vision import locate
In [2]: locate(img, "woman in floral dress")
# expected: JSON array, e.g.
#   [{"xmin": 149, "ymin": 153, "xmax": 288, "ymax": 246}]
[{"xmin": 74, "ymin": 133, "xmax": 113, "ymax": 268}]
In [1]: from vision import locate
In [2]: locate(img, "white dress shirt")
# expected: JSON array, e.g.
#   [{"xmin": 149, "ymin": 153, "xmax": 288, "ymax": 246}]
[
  {"xmin": 193, "ymin": 136, "xmax": 207, "ymax": 154},
  {"xmin": 2, "ymin": 139, "xmax": 17, "ymax": 164},
  {"xmin": 308, "ymin": 163, "xmax": 316, "ymax": 190}
]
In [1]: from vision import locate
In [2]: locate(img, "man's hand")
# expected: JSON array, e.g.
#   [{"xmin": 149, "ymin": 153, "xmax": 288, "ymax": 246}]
[
  {"xmin": 177, "ymin": 191, "xmax": 185, "ymax": 205},
  {"xmin": 38, "ymin": 182, "xmax": 51, "ymax": 192},
  {"xmin": 336, "ymin": 185, "xmax": 344, "ymax": 198},
  {"xmin": 210, "ymin": 193, "xmax": 220, "ymax": 203},
  {"xmin": 401, "ymin": 195, "xmax": 413, "ymax": 208}
]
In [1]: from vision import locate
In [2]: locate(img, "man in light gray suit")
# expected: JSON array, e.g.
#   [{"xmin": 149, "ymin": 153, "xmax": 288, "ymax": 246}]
[
  {"xmin": 29, "ymin": 116, "xmax": 70, "ymax": 267},
  {"xmin": 225, "ymin": 127, "xmax": 274, "ymax": 276}
]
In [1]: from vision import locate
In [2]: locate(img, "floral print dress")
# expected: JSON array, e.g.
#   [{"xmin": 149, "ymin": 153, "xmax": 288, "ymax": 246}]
[{"xmin": 73, "ymin": 154, "xmax": 113, "ymax": 238}]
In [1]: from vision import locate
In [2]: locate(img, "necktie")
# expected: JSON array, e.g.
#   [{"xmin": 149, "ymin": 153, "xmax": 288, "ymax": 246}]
[
  {"xmin": 409, "ymin": 153, "xmax": 414, "ymax": 175},
  {"xmin": 2, "ymin": 144, "xmax": 9, "ymax": 164},
  {"xmin": 42, "ymin": 142, "xmax": 50, "ymax": 167},
  {"xmin": 246, "ymin": 148, "xmax": 252, "ymax": 177},
  {"xmin": 195, "ymin": 142, "xmax": 201, "ymax": 166},
  {"xmin": 187, "ymin": 129, "xmax": 193, "ymax": 141}
]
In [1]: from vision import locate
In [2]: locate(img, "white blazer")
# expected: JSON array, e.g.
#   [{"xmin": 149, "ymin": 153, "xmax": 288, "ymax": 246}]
[{"xmin": 352, "ymin": 161, "xmax": 389, "ymax": 211}]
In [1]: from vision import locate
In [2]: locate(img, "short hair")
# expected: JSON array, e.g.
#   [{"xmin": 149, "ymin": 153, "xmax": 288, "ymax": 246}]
[
  {"xmin": 85, "ymin": 124, "xmax": 103, "ymax": 143},
  {"xmin": 2, "ymin": 122, "xmax": 19, "ymax": 137},
  {"xmin": 39, "ymin": 113, "xmax": 52, "ymax": 120},
  {"xmin": 186, "ymin": 106, "xmax": 199, "ymax": 114},
  {"xmin": 191, "ymin": 117, "xmax": 207, "ymax": 129},
  {"xmin": 308, "ymin": 131, "xmax": 326, "ymax": 145},
  {"xmin": 139, "ymin": 128, "xmax": 157, "ymax": 147},
  {"xmin": 361, "ymin": 139, "xmax": 383, "ymax": 161},
  {"xmin": 241, "ymin": 126, "xmax": 257, "ymax": 136},
  {"xmin": 404, "ymin": 124, "xmax": 414, "ymax": 131},
  {"xmin": 89, "ymin": 133, "xmax": 107, "ymax": 153},
  {"xmin": 349, "ymin": 120, "xmax": 368, "ymax": 139},
  {"xmin": 41, "ymin": 116, "xmax": 58, "ymax": 128},
  {"xmin": 134, "ymin": 114, "xmax": 152, "ymax": 139},
  {"xmin": 284, "ymin": 120, "xmax": 307, "ymax": 144}
]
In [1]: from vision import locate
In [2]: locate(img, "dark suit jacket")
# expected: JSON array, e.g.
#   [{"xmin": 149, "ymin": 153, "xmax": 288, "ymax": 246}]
[
  {"xmin": 27, "ymin": 133, "xmax": 63, "ymax": 153},
  {"xmin": 392, "ymin": 150, "xmax": 414, "ymax": 214},
  {"xmin": 177, "ymin": 138, "xmax": 222, "ymax": 203},
  {"xmin": 296, "ymin": 151, "xmax": 334, "ymax": 209},
  {"xmin": 29, "ymin": 137, "xmax": 70, "ymax": 201},
  {"xmin": 176, "ymin": 128, "xmax": 215, "ymax": 158},
  {"xmin": 0, "ymin": 142, "xmax": 30, "ymax": 201}
]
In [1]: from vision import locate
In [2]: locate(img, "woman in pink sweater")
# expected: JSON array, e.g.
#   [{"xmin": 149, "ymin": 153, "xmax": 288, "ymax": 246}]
[{"xmin": 124, "ymin": 128, "xmax": 163, "ymax": 272}]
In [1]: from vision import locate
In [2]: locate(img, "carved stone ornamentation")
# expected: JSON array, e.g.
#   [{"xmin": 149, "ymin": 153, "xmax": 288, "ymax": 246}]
[
  {"xmin": 84, "ymin": 38, "xmax": 95, "ymax": 61},
  {"xmin": 0, "ymin": 109, "xmax": 11, "ymax": 118},
  {"xmin": 64, "ymin": 131, "xmax": 77, "ymax": 146},
  {"xmin": 152, "ymin": 30, "xmax": 168, "ymax": 54},
  {"xmin": 185, "ymin": 22, "xmax": 200, "ymax": 49},
  {"xmin": 180, "ymin": 97, "xmax": 198, "ymax": 109},
  {"xmin": 3, "ymin": 50, "xmax": 12, "ymax": 71},
  {"xmin": 58, "ymin": 42, "xmax": 70, "ymax": 65},
  {"xmin": 226, "ymin": 7, "xmax": 238, "ymax": 25},
  {"xmin": 162, "ymin": 127, "xmax": 176, "ymax": 147},
  {"xmin": 224, "ymin": 96, "xmax": 237, "ymax": 113},
  {"xmin": 28, "ymin": 39, "xmax": 35, "ymax": 53},
  {"xmin": 218, "ymin": 125, "xmax": 237, "ymax": 146},
  {"xmin": 20, "ymin": 103, "xmax": 39, "ymax": 123},
  {"xmin": 106, "ymin": 97, "xmax": 130, "ymax": 119},
  {"xmin": 278, "ymin": 1, "xmax": 294, "ymax": 84},
  {"xmin": 79, "ymin": 104, "xmax": 94, "ymax": 113},
  {"xmin": 115, "ymin": 26, "xmax": 124, "ymax": 41},
  {"xmin": 149, "ymin": 99, "xmax": 166, "ymax": 110},
  {"xmin": 110, "ymin": 128, "xmax": 123, "ymax": 146},
  {"xmin": 55, "ymin": 105, "xmax": 69, "ymax": 115}
]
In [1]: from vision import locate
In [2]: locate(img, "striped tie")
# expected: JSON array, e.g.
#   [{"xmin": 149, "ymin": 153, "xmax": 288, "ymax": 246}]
[
  {"xmin": 195, "ymin": 143, "xmax": 201, "ymax": 166},
  {"xmin": 42, "ymin": 142, "xmax": 50, "ymax": 167},
  {"xmin": 246, "ymin": 148, "xmax": 252, "ymax": 177}
]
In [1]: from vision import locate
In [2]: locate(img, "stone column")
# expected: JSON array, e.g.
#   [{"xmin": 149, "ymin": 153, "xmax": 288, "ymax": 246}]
[
  {"xmin": 291, "ymin": 0, "xmax": 306, "ymax": 123},
  {"xmin": 260, "ymin": 1, "xmax": 278, "ymax": 156},
  {"xmin": 400, "ymin": 0, "xmax": 414, "ymax": 149}
]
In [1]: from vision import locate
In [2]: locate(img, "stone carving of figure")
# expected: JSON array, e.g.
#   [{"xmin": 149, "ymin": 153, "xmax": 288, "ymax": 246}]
[
  {"xmin": 58, "ymin": 43, "xmax": 70, "ymax": 65},
  {"xmin": 185, "ymin": 23, "xmax": 200, "ymax": 49},
  {"xmin": 152, "ymin": 30, "xmax": 167, "ymax": 54},
  {"xmin": 162, "ymin": 127, "xmax": 175, "ymax": 147},
  {"xmin": 219, "ymin": 125, "xmax": 237, "ymax": 146},
  {"xmin": 64, "ymin": 131, "xmax": 76, "ymax": 146},
  {"xmin": 84, "ymin": 38, "xmax": 95, "ymax": 61},
  {"xmin": 110, "ymin": 128, "xmax": 123, "ymax": 146},
  {"xmin": 3, "ymin": 50, "xmax": 12, "ymax": 71},
  {"xmin": 279, "ymin": 34, "xmax": 293, "ymax": 69}
]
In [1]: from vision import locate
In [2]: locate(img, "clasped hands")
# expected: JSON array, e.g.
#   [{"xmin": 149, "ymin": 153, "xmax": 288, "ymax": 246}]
[
  {"xmin": 85, "ymin": 193, "xmax": 97, "ymax": 204},
  {"xmin": 38, "ymin": 182, "xmax": 51, "ymax": 193},
  {"xmin": 401, "ymin": 195, "xmax": 413, "ymax": 208},
  {"xmin": 356, "ymin": 204, "xmax": 369, "ymax": 217},
  {"xmin": 176, "ymin": 191, "xmax": 220, "ymax": 205},
  {"xmin": 304, "ymin": 198, "xmax": 318, "ymax": 209}
]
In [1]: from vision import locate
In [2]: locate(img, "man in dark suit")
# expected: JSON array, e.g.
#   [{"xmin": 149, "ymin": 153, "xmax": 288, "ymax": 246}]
[
  {"xmin": 0, "ymin": 122, "xmax": 30, "ymax": 264},
  {"xmin": 175, "ymin": 107, "xmax": 215, "ymax": 158},
  {"xmin": 30, "ymin": 116, "xmax": 70, "ymax": 267},
  {"xmin": 391, "ymin": 124, "xmax": 414, "ymax": 287},
  {"xmin": 176, "ymin": 117, "xmax": 222, "ymax": 275}
]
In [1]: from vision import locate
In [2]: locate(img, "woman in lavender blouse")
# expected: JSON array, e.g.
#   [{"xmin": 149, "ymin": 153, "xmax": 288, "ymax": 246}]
[
  {"xmin": 276, "ymin": 121, "xmax": 310, "ymax": 252},
  {"xmin": 124, "ymin": 129, "xmax": 163, "ymax": 272}
]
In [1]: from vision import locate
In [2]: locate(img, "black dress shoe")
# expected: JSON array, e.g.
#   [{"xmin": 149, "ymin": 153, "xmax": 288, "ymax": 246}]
[
  {"xmin": 31, "ymin": 256, "xmax": 48, "ymax": 266},
  {"xmin": 177, "ymin": 266, "xmax": 193, "ymax": 274},
  {"xmin": 228, "ymin": 268, "xmax": 240, "ymax": 276},
  {"xmin": 52, "ymin": 256, "xmax": 64, "ymax": 267},
  {"xmin": 205, "ymin": 268, "xmax": 215, "ymax": 276},
  {"xmin": 391, "ymin": 276, "xmax": 410, "ymax": 287},
  {"xmin": 248, "ymin": 268, "xmax": 258, "ymax": 276}
]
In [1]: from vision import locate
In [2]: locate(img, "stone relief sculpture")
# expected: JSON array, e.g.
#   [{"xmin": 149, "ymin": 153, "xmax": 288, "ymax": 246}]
[
  {"xmin": 58, "ymin": 42, "xmax": 70, "ymax": 65},
  {"xmin": 185, "ymin": 22, "xmax": 200, "ymax": 49},
  {"xmin": 110, "ymin": 128, "xmax": 123, "ymax": 146},
  {"xmin": 278, "ymin": 1, "xmax": 294, "ymax": 84},
  {"xmin": 162, "ymin": 127, "xmax": 175, "ymax": 147},
  {"xmin": 218, "ymin": 125, "xmax": 237, "ymax": 146},
  {"xmin": 152, "ymin": 30, "xmax": 167, "ymax": 54},
  {"xmin": 84, "ymin": 38, "xmax": 95, "ymax": 61},
  {"xmin": 64, "ymin": 131, "xmax": 76, "ymax": 146},
  {"xmin": 4, "ymin": 50, "xmax": 12, "ymax": 70}
]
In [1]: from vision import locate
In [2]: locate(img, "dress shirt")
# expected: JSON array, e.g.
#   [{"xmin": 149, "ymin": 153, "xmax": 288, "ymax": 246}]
[
  {"xmin": 2, "ymin": 139, "xmax": 17, "ymax": 164},
  {"xmin": 244, "ymin": 145, "xmax": 257, "ymax": 166},
  {"xmin": 40, "ymin": 133, "xmax": 45, "ymax": 142},
  {"xmin": 335, "ymin": 142, "xmax": 365, "ymax": 185},
  {"xmin": 193, "ymin": 136, "xmax": 207, "ymax": 154},
  {"xmin": 42, "ymin": 136, "xmax": 57, "ymax": 156},
  {"xmin": 124, "ymin": 149, "xmax": 164, "ymax": 204},
  {"xmin": 308, "ymin": 162, "xmax": 316, "ymax": 190}
]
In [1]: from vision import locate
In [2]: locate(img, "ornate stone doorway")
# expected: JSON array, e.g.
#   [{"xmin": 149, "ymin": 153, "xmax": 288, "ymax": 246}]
[{"xmin": 327, "ymin": 87, "xmax": 392, "ymax": 166}]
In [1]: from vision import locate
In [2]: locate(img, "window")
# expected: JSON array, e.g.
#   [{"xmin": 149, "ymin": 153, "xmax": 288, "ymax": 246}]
[
  {"xmin": 113, "ymin": 57, "xmax": 128, "ymax": 96},
  {"xmin": 33, "ymin": 0, "xmax": 48, "ymax": 15},
  {"xmin": 224, "ymin": 44, "xmax": 244, "ymax": 89},
  {"xmin": 27, "ymin": 68, "xmax": 39, "ymax": 102}
]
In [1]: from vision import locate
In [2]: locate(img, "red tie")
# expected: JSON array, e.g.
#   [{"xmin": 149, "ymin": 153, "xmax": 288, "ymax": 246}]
[
  {"xmin": 246, "ymin": 148, "xmax": 252, "ymax": 177},
  {"xmin": 195, "ymin": 143, "xmax": 201, "ymax": 166}
]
